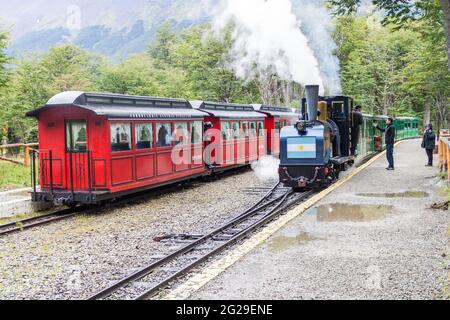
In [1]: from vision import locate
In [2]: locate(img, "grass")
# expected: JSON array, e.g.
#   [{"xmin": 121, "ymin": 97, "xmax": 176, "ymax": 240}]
[{"xmin": 0, "ymin": 160, "xmax": 31, "ymax": 191}]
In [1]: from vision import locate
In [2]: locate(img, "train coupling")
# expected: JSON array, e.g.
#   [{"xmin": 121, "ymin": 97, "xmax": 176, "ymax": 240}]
[{"xmin": 298, "ymin": 178, "xmax": 307, "ymax": 188}]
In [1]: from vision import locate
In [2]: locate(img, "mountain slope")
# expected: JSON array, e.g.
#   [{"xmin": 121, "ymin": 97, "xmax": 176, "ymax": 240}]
[{"xmin": 0, "ymin": 0, "xmax": 218, "ymax": 57}]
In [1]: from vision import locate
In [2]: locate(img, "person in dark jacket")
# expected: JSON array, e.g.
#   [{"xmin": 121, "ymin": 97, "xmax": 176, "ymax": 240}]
[
  {"xmin": 421, "ymin": 124, "xmax": 436, "ymax": 166},
  {"xmin": 351, "ymin": 105, "xmax": 363, "ymax": 156},
  {"xmin": 375, "ymin": 117, "xmax": 396, "ymax": 170}
]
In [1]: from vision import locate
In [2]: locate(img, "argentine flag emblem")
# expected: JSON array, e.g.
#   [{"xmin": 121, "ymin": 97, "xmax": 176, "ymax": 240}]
[{"xmin": 287, "ymin": 137, "xmax": 317, "ymax": 159}]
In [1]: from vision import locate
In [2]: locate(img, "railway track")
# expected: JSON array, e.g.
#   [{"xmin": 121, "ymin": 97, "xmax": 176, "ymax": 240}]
[
  {"xmin": 0, "ymin": 168, "xmax": 255, "ymax": 237},
  {"xmin": 0, "ymin": 208, "xmax": 81, "ymax": 236},
  {"xmin": 88, "ymin": 183, "xmax": 315, "ymax": 301}
]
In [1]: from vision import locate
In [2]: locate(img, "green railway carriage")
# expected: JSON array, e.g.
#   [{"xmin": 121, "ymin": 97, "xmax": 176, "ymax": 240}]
[
  {"xmin": 395, "ymin": 117, "xmax": 420, "ymax": 139},
  {"xmin": 357, "ymin": 114, "xmax": 376, "ymax": 158},
  {"xmin": 356, "ymin": 115, "xmax": 420, "ymax": 159}
]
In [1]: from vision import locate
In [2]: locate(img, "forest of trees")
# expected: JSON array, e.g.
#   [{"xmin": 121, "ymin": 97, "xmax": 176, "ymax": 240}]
[{"xmin": 0, "ymin": 1, "xmax": 449, "ymax": 143}]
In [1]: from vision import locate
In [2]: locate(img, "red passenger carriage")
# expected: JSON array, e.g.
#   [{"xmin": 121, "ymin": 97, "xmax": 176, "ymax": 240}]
[
  {"xmin": 27, "ymin": 92, "xmax": 206, "ymax": 205},
  {"xmin": 253, "ymin": 105, "xmax": 298, "ymax": 157},
  {"xmin": 192, "ymin": 101, "xmax": 267, "ymax": 172}
]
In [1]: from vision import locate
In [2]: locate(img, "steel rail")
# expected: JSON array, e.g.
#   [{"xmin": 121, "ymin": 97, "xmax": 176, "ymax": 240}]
[
  {"xmin": 135, "ymin": 189, "xmax": 313, "ymax": 301},
  {"xmin": 0, "ymin": 208, "xmax": 81, "ymax": 236},
  {"xmin": 88, "ymin": 185, "xmax": 313, "ymax": 300}
]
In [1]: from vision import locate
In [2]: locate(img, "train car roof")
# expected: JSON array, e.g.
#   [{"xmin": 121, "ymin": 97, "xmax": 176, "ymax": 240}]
[
  {"xmin": 191, "ymin": 100, "xmax": 266, "ymax": 120},
  {"xmin": 395, "ymin": 116, "xmax": 418, "ymax": 120},
  {"xmin": 252, "ymin": 104, "xmax": 297, "ymax": 118},
  {"xmin": 27, "ymin": 91, "xmax": 205, "ymax": 119}
]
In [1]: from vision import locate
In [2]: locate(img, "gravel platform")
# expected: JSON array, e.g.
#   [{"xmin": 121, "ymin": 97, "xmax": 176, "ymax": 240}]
[
  {"xmin": 0, "ymin": 169, "xmax": 275, "ymax": 300},
  {"xmin": 190, "ymin": 140, "xmax": 450, "ymax": 300}
]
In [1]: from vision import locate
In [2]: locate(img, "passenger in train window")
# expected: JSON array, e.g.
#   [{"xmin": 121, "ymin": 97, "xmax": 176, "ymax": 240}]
[{"xmin": 157, "ymin": 123, "xmax": 172, "ymax": 147}]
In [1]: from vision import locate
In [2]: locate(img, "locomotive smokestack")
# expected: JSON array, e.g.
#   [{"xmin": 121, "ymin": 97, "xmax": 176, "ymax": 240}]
[{"xmin": 305, "ymin": 85, "xmax": 320, "ymax": 122}]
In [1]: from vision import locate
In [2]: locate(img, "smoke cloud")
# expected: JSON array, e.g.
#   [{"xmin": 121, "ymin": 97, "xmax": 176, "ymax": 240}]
[
  {"xmin": 291, "ymin": 0, "xmax": 342, "ymax": 95},
  {"xmin": 251, "ymin": 156, "xmax": 281, "ymax": 182},
  {"xmin": 214, "ymin": 0, "xmax": 325, "ymax": 93}
]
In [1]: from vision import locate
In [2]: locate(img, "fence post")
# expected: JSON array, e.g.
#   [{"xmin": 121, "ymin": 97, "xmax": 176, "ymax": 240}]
[{"xmin": 24, "ymin": 146, "xmax": 30, "ymax": 167}]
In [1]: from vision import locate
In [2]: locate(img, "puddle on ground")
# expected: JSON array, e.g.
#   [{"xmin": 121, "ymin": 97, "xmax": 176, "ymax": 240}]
[
  {"xmin": 268, "ymin": 232, "xmax": 317, "ymax": 252},
  {"xmin": 357, "ymin": 191, "xmax": 428, "ymax": 198},
  {"xmin": 305, "ymin": 204, "xmax": 393, "ymax": 222}
]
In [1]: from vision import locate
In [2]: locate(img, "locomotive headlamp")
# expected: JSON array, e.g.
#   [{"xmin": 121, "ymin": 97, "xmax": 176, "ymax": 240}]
[{"xmin": 296, "ymin": 121, "xmax": 307, "ymax": 133}]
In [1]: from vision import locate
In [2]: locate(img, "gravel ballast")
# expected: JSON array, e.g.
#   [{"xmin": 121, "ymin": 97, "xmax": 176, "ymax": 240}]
[{"xmin": 0, "ymin": 169, "xmax": 275, "ymax": 300}]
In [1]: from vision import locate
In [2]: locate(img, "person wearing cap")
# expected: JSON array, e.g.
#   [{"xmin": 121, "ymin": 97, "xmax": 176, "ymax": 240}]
[
  {"xmin": 374, "ymin": 117, "xmax": 396, "ymax": 170},
  {"xmin": 421, "ymin": 123, "xmax": 436, "ymax": 167}
]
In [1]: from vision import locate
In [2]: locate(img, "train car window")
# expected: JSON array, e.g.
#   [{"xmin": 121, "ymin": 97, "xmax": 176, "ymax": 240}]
[
  {"xmin": 221, "ymin": 122, "xmax": 231, "ymax": 141},
  {"xmin": 258, "ymin": 122, "xmax": 265, "ymax": 137},
  {"xmin": 111, "ymin": 123, "xmax": 132, "ymax": 152},
  {"xmin": 249, "ymin": 122, "xmax": 257, "ymax": 138},
  {"xmin": 135, "ymin": 123, "xmax": 153, "ymax": 150},
  {"xmin": 66, "ymin": 120, "xmax": 87, "ymax": 152},
  {"xmin": 275, "ymin": 121, "xmax": 281, "ymax": 132},
  {"xmin": 191, "ymin": 122, "xmax": 203, "ymax": 144},
  {"xmin": 156, "ymin": 123, "xmax": 173, "ymax": 147},
  {"xmin": 242, "ymin": 122, "xmax": 249, "ymax": 138},
  {"xmin": 232, "ymin": 122, "xmax": 240, "ymax": 139},
  {"xmin": 174, "ymin": 122, "xmax": 189, "ymax": 145}
]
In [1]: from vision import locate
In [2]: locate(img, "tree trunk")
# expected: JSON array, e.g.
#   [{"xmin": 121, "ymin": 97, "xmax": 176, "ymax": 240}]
[
  {"xmin": 441, "ymin": 0, "xmax": 450, "ymax": 71},
  {"xmin": 423, "ymin": 102, "xmax": 431, "ymax": 127}
]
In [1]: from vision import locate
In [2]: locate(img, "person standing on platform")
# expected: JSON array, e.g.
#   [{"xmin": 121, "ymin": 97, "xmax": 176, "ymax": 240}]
[
  {"xmin": 421, "ymin": 124, "xmax": 436, "ymax": 167},
  {"xmin": 374, "ymin": 117, "xmax": 396, "ymax": 171}
]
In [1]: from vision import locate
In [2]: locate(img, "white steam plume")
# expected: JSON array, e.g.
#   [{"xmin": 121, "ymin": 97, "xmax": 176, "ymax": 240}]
[
  {"xmin": 214, "ymin": 0, "xmax": 324, "ymax": 94},
  {"xmin": 251, "ymin": 156, "xmax": 281, "ymax": 182},
  {"xmin": 291, "ymin": 0, "xmax": 342, "ymax": 95}
]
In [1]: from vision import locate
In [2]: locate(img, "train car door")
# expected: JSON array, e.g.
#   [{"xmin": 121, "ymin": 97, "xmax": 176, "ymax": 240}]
[{"xmin": 65, "ymin": 120, "xmax": 92, "ymax": 192}]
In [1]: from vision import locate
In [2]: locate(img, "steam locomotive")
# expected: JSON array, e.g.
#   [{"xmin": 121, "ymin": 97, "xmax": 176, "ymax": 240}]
[{"xmin": 278, "ymin": 85, "xmax": 356, "ymax": 188}]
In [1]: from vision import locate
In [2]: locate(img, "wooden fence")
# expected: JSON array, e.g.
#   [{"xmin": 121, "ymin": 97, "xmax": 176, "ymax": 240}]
[
  {"xmin": 0, "ymin": 143, "xmax": 39, "ymax": 166},
  {"xmin": 438, "ymin": 130, "xmax": 450, "ymax": 181}
]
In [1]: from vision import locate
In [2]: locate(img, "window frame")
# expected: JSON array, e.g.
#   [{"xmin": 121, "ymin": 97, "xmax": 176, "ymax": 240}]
[
  {"xmin": 174, "ymin": 122, "xmax": 189, "ymax": 146},
  {"xmin": 110, "ymin": 122, "xmax": 133, "ymax": 153},
  {"xmin": 249, "ymin": 122, "xmax": 257, "ymax": 138},
  {"xmin": 241, "ymin": 122, "xmax": 249, "ymax": 139},
  {"xmin": 191, "ymin": 121, "xmax": 203, "ymax": 145},
  {"xmin": 258, "ymin": 121, "xmax": 265, "ymax": 137},
  {"xmin": 232, "ymin": 122, "xmax": 240, "ymax": 140},
  {"xmin": 221, "ymin": 122, "xmax": 232, "ymax": 141},
  {"xmin": 156, "ymin": 122, "xmax": 173, "ymax": 149},
  {"xmin": 135, "ymin": 122, "xmax": 154, "ymax": 151},
  {"xmin": 65, "ymin": 119, "xmax": 88, "ymax": 153}
]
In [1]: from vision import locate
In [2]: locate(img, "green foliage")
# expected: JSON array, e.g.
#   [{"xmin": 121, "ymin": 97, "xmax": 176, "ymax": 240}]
[
  {"xmin": 0, "ymin": 30, "xmax": 10, "ymax": 88},
  {"xmin": 329, "ymin": 0, "xmax": 450, "ymax": 71},
  {"xmin": 96, "ymin": 54, "xmax": 192, "ymax": 98},
  {"xmin": 149, "ymin": 22, "xmax": 177, "ymax": 67},
  {"xmin": 334, "ymin": 15, "xmax": 449, "ymax": 128},
  {"xmin": 329, "ymin": 0, "xmax": 441, "ymax": 24},
  {"xmin": 1, "ymin": 15, "xmax": 448, "ymax": 144},
  {"xmin": 170, "ymin": 25, "xmax": 258, "ymax": 103},
  {"xmin": 0, "ymin": 44, "xmax": 102, "ymax": 142}
]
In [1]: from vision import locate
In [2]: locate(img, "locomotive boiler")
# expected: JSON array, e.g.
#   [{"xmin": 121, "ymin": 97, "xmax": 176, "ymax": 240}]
[{"xmin": 279, "ymin": 85, "xmax": 356, "ymax": 188}]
